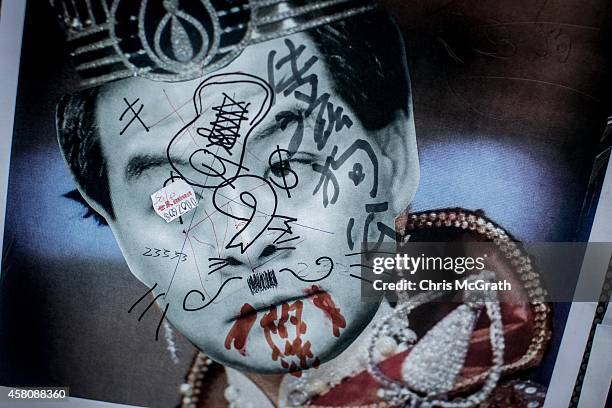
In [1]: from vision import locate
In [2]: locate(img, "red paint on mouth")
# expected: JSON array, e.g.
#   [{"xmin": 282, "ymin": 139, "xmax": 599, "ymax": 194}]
[
  {"xmin": 306, "ymin": 285, "xmax": 346, "ymax": 337},
  {"xmin": 224, "ymin": 303, "xmax": 256, "ymax": 356}
]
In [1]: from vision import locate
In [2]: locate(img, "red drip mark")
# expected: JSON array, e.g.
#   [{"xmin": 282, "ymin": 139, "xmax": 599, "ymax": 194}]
[
  {"xmin": 225, "ymin": 303, "xmax": 256, "ymax": 356},
  {"xmin": 260, "ymin": 300, "xmax": 316, "ymax": 377},
  {"xmin": 261, "ymin": 305, "xmax": 282, "ymax": 361},
  {"xmin": 305, "ymin": 285, "xmax": 346, "ymax": 337}
]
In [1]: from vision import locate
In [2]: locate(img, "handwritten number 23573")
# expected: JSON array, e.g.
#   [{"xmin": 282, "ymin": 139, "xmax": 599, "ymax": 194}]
[{"xmin": 142, "ymin": 247, "xmax": 187, "ymax": 262}]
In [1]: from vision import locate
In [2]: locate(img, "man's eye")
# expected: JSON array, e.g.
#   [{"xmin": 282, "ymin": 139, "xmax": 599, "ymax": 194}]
[
  {"xmin": 270, "ymin": 160, "xmax": 292, "ymax": 177},
  {"xmin": 265, "ymin": 157, "xmax": 314, "ymax": 180}
]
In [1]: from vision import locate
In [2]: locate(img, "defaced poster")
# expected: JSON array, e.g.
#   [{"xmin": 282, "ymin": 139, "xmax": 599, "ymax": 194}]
[{"xmin": 0, "ymin": 0, "xmax": 611, "ymax": 407}]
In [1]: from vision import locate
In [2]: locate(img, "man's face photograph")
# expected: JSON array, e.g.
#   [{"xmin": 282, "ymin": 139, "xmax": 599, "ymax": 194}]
[{"xmin": 57, "ymin": 29, "xmax": 419, "ymax": 374}]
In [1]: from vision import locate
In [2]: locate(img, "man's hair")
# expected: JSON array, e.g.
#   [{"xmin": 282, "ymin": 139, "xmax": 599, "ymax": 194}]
[
  {"xmin": 56, "ymin": 86, "xmax": 113, "ymax": 222},
  {"xmin": 56, "ymin": 8, "xmax": 411, "ymax": 222},
  {"xmin": 307, "ymin": 9, "xmax": 410, "ymax": 131}
]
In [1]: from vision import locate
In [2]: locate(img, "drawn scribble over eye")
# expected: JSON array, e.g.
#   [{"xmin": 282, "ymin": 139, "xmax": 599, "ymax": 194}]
[
  {"xmin": 267, "ymin": 145, "xmax": 298, "ymax": 198},
  {"xmin": 188, "ymin": 149, "xmax": 249, "ymax": 182}
]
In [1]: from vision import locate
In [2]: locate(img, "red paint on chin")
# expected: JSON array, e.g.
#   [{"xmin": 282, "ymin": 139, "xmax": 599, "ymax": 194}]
[
  {"xmin": 225, "ymin": 303, "xmax": 256, "ymax": 356},
  {"xmin": 225, "ymin": 291, "xmax": 336, "ymax": 375},
  {"xmin": 305, "ymin": 285, "xmax": 347, "ymax": 337},
  {"xmin": 260, "ymin": 300, "xmax": 319, "ymax": 377}
]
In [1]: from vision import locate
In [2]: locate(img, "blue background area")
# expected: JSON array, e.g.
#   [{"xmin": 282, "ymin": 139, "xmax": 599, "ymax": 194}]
[{"xmin": 6, "ymin": 145, "xmax": 122, "ymax": 262}]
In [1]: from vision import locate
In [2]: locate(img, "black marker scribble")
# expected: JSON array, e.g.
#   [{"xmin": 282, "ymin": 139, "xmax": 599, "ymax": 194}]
[
  {"xmin": 348, "ymin": 274, "xmax": 374, "ymax": 284},
  {"xmin": 183, "ymin": 277, "xmax": 243, "ymax": 311},
  {"xmin": 279, "ymin": 256, "xmax": 334, "ymax": 282},
  {"xmin": 162, "ymin": 170, "xmax": 183, "ymax": 188},
  {"xmin": 208, "ymin": 257, "xmax": 228, "ymax": 275},
  {"xmin": 345, "ymin": 203, "xmax": 396, "ymax": 252},
  {"xmin": 167, "ymin": 72, "xmax": 273, "ymax": 189},
  {"xmin": 312, "ymin": 139, "xmax": 379, "ymax": 207},
  {"xmin": 119, "ymin": 97, "xmax": 149, "ymax": 135},
  {"xmin": 128, "ymin": 283, "xmax": 158, "ymax": 314},
  {"xmin": 212, "ymin": 175, "xmax": 278, "ymax": 254},
  {"xmin": 156, "ymin": 303, "xmax": 169, "ymax": 342},
  {"xmin": 348, "ymin": 163, "xmax": 365, "ymax": 186},
  {"xmin": 251, "ymin": 238, "xmax": 306, "ymax": 272},
  {"xmin": 268, "ymin": 145, "xmax": 298, "ymax": 197},
  {"xmin": 197, "ymin": 93, "xmax": 250, "ymax": 155},
  {"xmin": 188, "ymin": 148, "xmax": 249, "ymax": 186},
  {"xmin": 267, "ymin": 38, "xmax": 353, "ymax": 151},
  {"xmin": 346, "ymin": 217, "xmax": 355, "ymax": 250},
  {"xmin": 275, "ymin": 109, "xmax": 305, "ymax": 155},
  {"xmin": 268, "ymin": 215, "xmax": 300, "ymax": 249},
  {"xmin": 247, "ymin": 269, "xmax": 278, "ymax": 295},
  {"xmin": 362, "ymin": 202, "xmax": 397, "ymax": 255},
  {"xmin": 344, "ymin": 250, "xmax": 397, "ymax": 257},
  {"xmin": 349, "ymin": 263, "xmax": 392, "ymax": 277},
  {"xmin": 128, "ymin": 282, "xmax": 168, "ymax": 341},
  {"xmin": 207, "ymin": 257, "xmax": 241, "ymax": 275}
]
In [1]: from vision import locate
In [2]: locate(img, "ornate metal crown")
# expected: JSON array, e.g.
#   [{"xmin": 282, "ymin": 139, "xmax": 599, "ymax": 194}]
[{"xmin": 51, "ymin": 0, "xmax": 376, "ymax": 88}]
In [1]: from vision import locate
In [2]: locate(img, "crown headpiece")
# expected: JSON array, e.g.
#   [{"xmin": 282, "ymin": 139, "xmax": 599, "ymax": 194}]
[{"xmin": 51, "ymin": 0, "xmax": 376, "ymax": 88}]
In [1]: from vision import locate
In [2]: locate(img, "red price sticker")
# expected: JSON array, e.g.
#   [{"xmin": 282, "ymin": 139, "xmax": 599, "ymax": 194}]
[{"xmin": 150, "ymin": 179, "xmax": 198, "ymax": 223}]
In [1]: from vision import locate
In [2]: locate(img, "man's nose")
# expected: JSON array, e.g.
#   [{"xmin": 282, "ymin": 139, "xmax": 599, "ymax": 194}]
[
  {"xmin": 230, "ymin": 207, "xmax": 285, "ymax": 265},
  {"xmin": 220, "ymin": 242, "xmax": 288, "ymax": 272}
]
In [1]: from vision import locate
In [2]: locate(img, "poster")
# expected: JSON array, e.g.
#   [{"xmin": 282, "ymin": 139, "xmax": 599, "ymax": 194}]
[{"xmin": 1, "ymin": 1, "xmax": 611, "ymax": 407}]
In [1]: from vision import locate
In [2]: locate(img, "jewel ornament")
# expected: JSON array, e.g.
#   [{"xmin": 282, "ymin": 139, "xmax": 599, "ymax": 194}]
[
  {"xmin": 397, "ymin": 208, "xmax": 551, "ymax": 391},
  {"xmin": 368, "ymin": 272, "xmax": 505, "ymax": 408},
  {"xmin": 401, "ymin": 303, "xmax": 479, "ymax": 396}
]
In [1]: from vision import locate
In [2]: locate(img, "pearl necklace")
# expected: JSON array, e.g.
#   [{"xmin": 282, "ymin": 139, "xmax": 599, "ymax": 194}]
[{"xmin": 179, "ymin": 352, "xmax": 214, "ymax": 407}]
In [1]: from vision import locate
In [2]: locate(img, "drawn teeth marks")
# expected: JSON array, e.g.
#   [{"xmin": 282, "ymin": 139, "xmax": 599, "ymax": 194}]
[{"xmin": 247, "ymin": 269, "xmax": 278, "ymax": 295}]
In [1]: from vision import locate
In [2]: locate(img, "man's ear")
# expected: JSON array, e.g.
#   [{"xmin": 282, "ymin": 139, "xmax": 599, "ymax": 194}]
[
  {"xmin": 375, "ymin": 109, "xmax": 420, "ymax": 216},
  {"xmin": 63, "ymin": 189, "xmax": 109, "ymax": 225},
  {"xmin": 71, "ymin": 184, "xmax": 112, "ymax": 224}
]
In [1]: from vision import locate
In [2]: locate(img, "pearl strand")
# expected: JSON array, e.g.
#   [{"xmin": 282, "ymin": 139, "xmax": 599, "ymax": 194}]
[{"xmin": 179, "ymin": 352, "xmax": 214, "ymax": 408}]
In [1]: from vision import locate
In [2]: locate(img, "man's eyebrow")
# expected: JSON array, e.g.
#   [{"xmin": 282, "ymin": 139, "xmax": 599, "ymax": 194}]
[
  {"xmin": 125, "ymin": 154, "xmax": 188, "ymax": 182},
  {"xmin": 250, "ymin": 104, "xmax": 307, "ymax": 143}
]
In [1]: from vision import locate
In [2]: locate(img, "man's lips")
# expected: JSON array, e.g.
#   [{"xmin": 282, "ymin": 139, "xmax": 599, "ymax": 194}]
[{"xmin": 227, "ymin": 287, "xmax": 325, "ymax": 323}]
